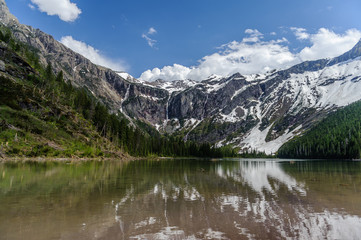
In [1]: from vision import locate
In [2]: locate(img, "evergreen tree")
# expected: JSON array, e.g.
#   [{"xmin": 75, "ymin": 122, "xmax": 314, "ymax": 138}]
[{"xmin": 278, "ymin": 101, "xmax": 361, "ymax": 159}]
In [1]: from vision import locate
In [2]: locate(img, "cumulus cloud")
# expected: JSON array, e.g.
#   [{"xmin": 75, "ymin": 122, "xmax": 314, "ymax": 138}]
[
  {"xmin": 142, "ymin": 27, "xmax": 158, "ymax": 48},
  {"xmin": 139, "ymin": 28, "xmax": 361, "ymax": 82},
  {"xmin": 60, "ymin": 36, "xmax": 128, "ymax": 71},
  {"xmin": 140, "ymin": 29, "xmax": 295, "ymax": 81},
  {"xmin": 299, "ymin": 28, "xmax": 361, "ymax": 61},
  {"xmin": 141, "ymin": 39, "xmax": 295, "ymax": 82},
  {"xmin": 291, "ymin": 27, "xmax": 310, "ymax": 40},
  {"xmin": 30, "ymin": 0, "xmax": 81, "ymax": 22},
  {"xmin": 140, "ymin": 64, "xmax": 192, "ymax": 82},
  {"xmin": 242, "ymin": 29, "xmax": 264, "ymax": 43}
]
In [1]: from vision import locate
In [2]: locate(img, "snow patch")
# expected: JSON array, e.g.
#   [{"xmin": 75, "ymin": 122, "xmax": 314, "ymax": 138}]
[
  {"xmin": 218, "ymin": 107, "xmax": 247, "ymax": 123},
  {"xmin": 241, "ymin": 124, "xmax": 302, "ymax": 155},
  {"xmin": 183, "ymin": 118, "xmax": 202, "ymax": 141},
  {"xmin": 205, "ymin": 81, "xmax": 227, "ymax": 93},
  {"xmin": 153, "ymin": 79, "xmax": 199, "ymax": 94},
  {"xmin": 245, "ymin": 73, "xmax": 268, "ymax": 81},
  {"xmin": 139, "ymin": 93, "xmax": 162, "ymax": 101}
]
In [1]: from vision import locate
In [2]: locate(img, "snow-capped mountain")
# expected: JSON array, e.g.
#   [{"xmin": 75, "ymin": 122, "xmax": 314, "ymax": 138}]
[
  {"xmin": 115, "ymin": 71, "xmax": 140, "ymax": 83},
  {"xmin": 122, "ymin": 39, "xmax": 361, "ymax": 154},
  {"xmin": 146, "ymin": 79, "xmax": 199, "ymax": 94},
  {"xmin": 2, "ymin": 0, "xmax": 361, "ymax": 154}
]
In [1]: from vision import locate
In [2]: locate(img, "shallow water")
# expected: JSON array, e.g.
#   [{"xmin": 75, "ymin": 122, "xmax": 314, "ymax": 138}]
[{"xmin": 1, "ymin": 158, "xmax": 361, "ymax": 239}]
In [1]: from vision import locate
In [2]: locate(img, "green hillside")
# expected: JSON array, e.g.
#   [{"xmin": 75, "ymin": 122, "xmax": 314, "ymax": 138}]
[
  {"xmin": 0, "ymin": 26, "xmax": 126, "ymax": 158},
  {"xmin": 0, "ymin": 25, "xmax": 236, "ymax": 159},
  {"xmin": 278, "ymin": 101, "xmax": 361, "ymax": 159}
]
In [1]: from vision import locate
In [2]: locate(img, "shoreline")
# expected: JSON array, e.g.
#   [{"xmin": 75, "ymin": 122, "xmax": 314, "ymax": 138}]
[{"xmin": 0, "ymin": 155, "xmax": 136, "ymax": 163}]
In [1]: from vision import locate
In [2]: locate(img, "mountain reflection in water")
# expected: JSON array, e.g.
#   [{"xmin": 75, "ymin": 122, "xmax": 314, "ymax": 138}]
[{"xmin": 1, "ymin": 159, "xmax": 361, "ymax": 239}]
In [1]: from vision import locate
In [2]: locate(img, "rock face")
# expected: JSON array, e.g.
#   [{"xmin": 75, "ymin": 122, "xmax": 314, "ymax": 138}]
[
  {"xmin": 2, "ymin": 0, "xmax": 361, "ymax": 154},
  {"xmin": 0, "ymin": 0, "xmax": 18, "ymax": 26},
  {"xmin": 0, "ymin": 0, "xmax": 167, "ymax": 123}
]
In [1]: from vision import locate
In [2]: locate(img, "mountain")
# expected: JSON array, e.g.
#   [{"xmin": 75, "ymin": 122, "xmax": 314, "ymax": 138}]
[
  {"xmin": 147, "ymin": 42, "xmax": 361, "ymax": 154},
  {"xmin": 0, "ymin": 0, "xmax": 168, "ymax": 124},
  {"xmin": 0, "ymin": 21, "xmax": 237, "ymax": 158},
  {"xmin": 0, "ymin": 33, "xmax": 124, "ymax": 158},
  {"xmin": 0, "ymin": 0, "xmax": 17, "ymax": 26},
  {"xmin": 145, "ymin": 42, "xmax": 361, "ymax": 154},
  {"xmin": 2, "ymin": 0, "xmax": 361, "ymax": 155}
]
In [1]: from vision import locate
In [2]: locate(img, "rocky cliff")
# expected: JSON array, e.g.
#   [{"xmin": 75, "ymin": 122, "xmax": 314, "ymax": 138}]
[{"xmin": 0, "ymin": 0, "xmax": 168, "ymax": 124}]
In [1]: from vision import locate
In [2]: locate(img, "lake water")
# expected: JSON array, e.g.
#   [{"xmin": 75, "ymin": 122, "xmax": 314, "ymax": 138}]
[{"xmin": 1, "ymin": 158, "xmax": 361, "ymax": 240}]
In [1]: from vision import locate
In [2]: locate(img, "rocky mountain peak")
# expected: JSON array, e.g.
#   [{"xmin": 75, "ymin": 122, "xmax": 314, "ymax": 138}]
[
  {"xmin": 0, "ymin": 0, "xmax": 18, "ymax": 26},
  {"xmin": 229, "ymin": 72, "xmax": 243, "ymax": 79},
  {"xmin": 327, "ymin": 38, "xmax": 361, "ymax": 66},
  {"xmin": 348, "ymin": 38, "xmax": 361, "ymax": 57}
]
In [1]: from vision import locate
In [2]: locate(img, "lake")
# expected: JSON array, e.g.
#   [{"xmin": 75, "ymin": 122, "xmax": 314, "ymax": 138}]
[{"xmin": 1, "ymin": 158, "xmax": 361, "ymax": 239}]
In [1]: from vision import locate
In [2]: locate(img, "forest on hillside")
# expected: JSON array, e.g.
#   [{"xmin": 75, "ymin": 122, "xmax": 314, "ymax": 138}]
[
  {"xmin": 278, "ymin": 101, "xmax": 361, "ymax": 159},
  {"xmin": 0, "ymin": 25, "xmax": 237, "ymax": 158}
]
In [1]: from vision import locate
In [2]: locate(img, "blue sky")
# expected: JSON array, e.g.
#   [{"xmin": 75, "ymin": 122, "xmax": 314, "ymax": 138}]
[{"xmin": 6, "ymin": 0, "xmax": 361, "ymax": 81}]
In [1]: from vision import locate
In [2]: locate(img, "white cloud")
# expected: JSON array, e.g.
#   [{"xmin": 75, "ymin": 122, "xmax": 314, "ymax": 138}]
[
  {"xmin": 148, "ymin": 27, "xmax": 157, "ymax": 35},
  {"xmin": 291, "ymin": 27, "xmax": 310, "ymax": 40},
  {"xmin": 298, "ymin": 28, "xmax": 361, "ymax": 61},
  {"xmin": 30, "ymin": 0, "xmax": 81, "ymax": 22},
  {"xmin": 242, "ymin": 29, "xmax": 264, "ymax": 43},
  {"xmin": 142, "ymin": 27, "xmax": 157, "ymax": 48},
  {"xmin": 139, "ymin": 28, "xmax": 361, "ymax": 82},
  {"xmin": 270, "ymin": 32, "xmax": 277, "ymax": 36},
  {"xmin": 60, "ymin": 36, "xmax": 128, "ymax": 71},
  {"xmin": 28, "ymin": 4, "xmax": 35, "ymax": 10},
  {"xmin": 140, "ymin": 29, "xmax": 296, "ymax": 82},
  {"xmin": 142, "ymin": 34, "xmax": 157, "ymax": 48},
  {"xmin": 140, "ymin": 64, "xmax": 192, "ymax": 82}
]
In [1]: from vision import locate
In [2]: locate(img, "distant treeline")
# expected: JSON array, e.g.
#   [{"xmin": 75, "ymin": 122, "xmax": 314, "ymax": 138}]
[{"xmin": 278, "ymin": 101, "xmax": 361, "ymax": 159}]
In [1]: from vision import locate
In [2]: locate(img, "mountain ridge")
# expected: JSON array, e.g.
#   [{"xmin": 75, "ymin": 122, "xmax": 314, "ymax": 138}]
[
  {"xmin": 152, "ymin": 40, "xmax": 361, "ymax": 153},
  {"xmin": 0, "ymin": 0, "xmax": 18, "ymax": 26},
  {"xmin": 2, "ymin": 0, "xmax": 361, "ymax": 154}
]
